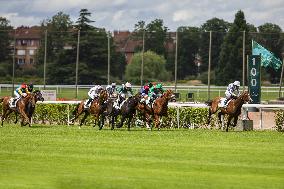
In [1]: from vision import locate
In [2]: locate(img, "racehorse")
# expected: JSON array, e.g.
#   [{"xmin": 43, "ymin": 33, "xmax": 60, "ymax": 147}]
[
  {"xmin": 206, "ymin": 90, "xmax": 252, "ymax": 132},
  {"xmin": 116, "ymin": 92, "xmax": 142, "ymax": 131},
  {"xmin": 101, "ymin": 97, "xmax": 119, "ymax": 130},
  {"xmin": 151, "ymin": 89, "xmax": 175, "ymax": 129},
  {"xmin": 0, "ymin": 90, "xmax": 44, "ymax": 127},
  {"xmin": 137, "ymin": 89, "xmax": 175, "ymax": 130},
  {"xmin": 71, "ymin": 89, "xmax": 108, "ymax": 129}
]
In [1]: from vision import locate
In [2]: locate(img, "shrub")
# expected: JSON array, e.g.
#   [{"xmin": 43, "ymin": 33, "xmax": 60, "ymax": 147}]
[{"xmin": 275, "ymin": 110, "xmax": 284, "ymax": 132}]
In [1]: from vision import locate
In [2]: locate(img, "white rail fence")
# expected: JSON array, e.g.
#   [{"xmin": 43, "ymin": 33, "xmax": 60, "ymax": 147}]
[{"xmin": 37, "ymin": 101, "xmax": 284, "ymax": 129}]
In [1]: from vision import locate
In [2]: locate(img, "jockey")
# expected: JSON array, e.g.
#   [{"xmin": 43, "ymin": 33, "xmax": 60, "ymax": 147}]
[
  {"xmin": 141, "ymin": 82, "xmax": 153, "ymax": 97},
  {"xmin": 149, "ymin": 83, "xmax": 164, "ymax": 103},
  {"xmin": 116, "ymin": 82, "xmax": 133, "ymax": 108},
  {"xmin": 223, "ymin": 80, "xmax": 240, "ymax": 107},
  {"xmin": 106, "ymin": 82, "xmax": 117, "ymax": 97},
  {"xmin": 140, "ymin": 82, "xmax": 153, "ymax": 103},
  {"xmin": 85, "ymin": 84, "xmax": 103, "ymax": 108},
  {"xmin": 13, "ymin": 83, "xmax": 33, "ymax": 105}
]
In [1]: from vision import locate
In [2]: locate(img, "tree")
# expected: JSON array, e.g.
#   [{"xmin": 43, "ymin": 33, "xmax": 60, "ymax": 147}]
[
  {"xmin": 199, "ymin": 18, "xmax": 230, "ymax": 74},
  {"xmin": 145, "ymin": 19, "xmax": 168, "ymax": 56},
  {"xmin": 125, "ymin": 51, "xmax": 170, "ymax": 84},
  {"xmin": 177, "ymin": 26, "xmax": 200, "ymax": 79},
  {"xmin": 215, "ymin": 10, "xmax": 248, "ymax": 85},
  {"xmin": 0, "ymin": 17, "xmax": 12, "ymax": 62},
  {"xmin": 74, "ymin": 9, "xmax": 126, "ymax": 84},
  {"xmin": 0, "ymin": 17, "xmax": 12, "ymax": 79},
  {"xmin": 76, "ymin": 8, "xmax": 95, "ymax": 31},
  {"xmin": 36, "ymin": 11, "xmax": 75, "ymax": 84}
]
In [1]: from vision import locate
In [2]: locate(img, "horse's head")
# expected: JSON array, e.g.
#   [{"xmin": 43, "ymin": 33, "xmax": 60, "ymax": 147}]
[
  {"xmin": 33, "ymin": 90, "xmax": 44, "ymax": 102},
  {"xmin": 240, "ymin": 90, "xmax": 253, "ymax": 103},
  {"xmin": 126, "ymin": 92, "xmax": 142, "ymax": 108},
  {"xmin": 134, "ymin": 92, "xmax": 142, "ymax": 101},
  {"xmin": 163, "ymin": 90, "xmax": 175, "ymax": 102},
  {"xmin": 25, "ymin": 93, "xmax": 37, "ymax": 109},
  {"xmin": 99, "ymin": 89, "xmax": 108, "ymax": 103}
]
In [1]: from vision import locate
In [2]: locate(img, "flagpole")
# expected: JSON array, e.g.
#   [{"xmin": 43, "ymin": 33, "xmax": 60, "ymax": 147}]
[
  {"xmin": 279, "ymin": 53, "xmax": 284, "ymax": 99},
  {"xmin": 242, "ymin": 30, "xmax": 245, "ymax": 91}
]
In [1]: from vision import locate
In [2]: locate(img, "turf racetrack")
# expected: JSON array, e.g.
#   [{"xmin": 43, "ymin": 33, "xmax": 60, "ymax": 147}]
[{"xmin": 0, "ymin": 125, "xmax": 283, "ymax": 189}]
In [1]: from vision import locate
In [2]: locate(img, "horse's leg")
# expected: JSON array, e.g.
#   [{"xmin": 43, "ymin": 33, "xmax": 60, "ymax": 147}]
[
  {"xmin": 154, "ymin": 114, "xmax": 160, "ymax": 130},
  {"xmin": 145, "ymin": 113, "xmax": 151, "ymax": 130},
  {"xmin": 110, "ymin": 116, "xmax": 114, "ymax": 130},
  {"xmin": 226, "ymin": 116, "xmax": 233, "ymax": 132},
  {"xmin": 111, "ymin": 114, "xmax": 117, "ymax": 129},
  {"xmin": 1, "ymin": 109, "xmax": 10, "ymax": 127},
  {"xmin": 127, "ymin": 117, "xmax": 132, "ymax": 131},
  {"xmin": 79, "ymin": 111, "xmax": 89, "ymax": 128},
  {"xmin": 218, "ymin": 112, "xmax": 223, "ymax": 125},
  {"xmin": 99, "ymin": 115, "xmax": 104, "ymax": 130},
  {"xmin": 233, "ymin": 116, "xmax": 238, "ymax": 127},
  {"xmin": 70, "ymin": 104, "xmax": 83, "ymax": 124},
  {"xmin": 93, "ymin": 115, "xmax": 98, "ymax": 128},
  {"xmin": 117, "ymin": 115, "xmax": 125, "ymax": 128},
  {"xmin": 1, "ymin": 109, "xmax": 12, "ymax": 127},
  {"xmin": 18, "ymin": 105, "xmax": 31, "ymax": 127},
  {"xmin": 207, "ymin": 108, "xmax": 212, "ymax": 126},
  {"xmin": 20, "ymin": 115, "xmax": 25, "ymax": 127},
  {"xmin": 14, "ymin": 112, "xmax": 18, "ymax": 124}
]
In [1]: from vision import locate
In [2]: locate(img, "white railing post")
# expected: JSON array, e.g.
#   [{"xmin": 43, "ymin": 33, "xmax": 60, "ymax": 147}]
[
  {"xmin": 177, "ymin": 106, "xmax": 180, "ymax": 129},
  {"xmin": 67, "ymin": 104, "xmax": 70, "ymax": 126},
  {"xmin": 260, "ymin": 108, "xmax": 262, "ymax": 129}
]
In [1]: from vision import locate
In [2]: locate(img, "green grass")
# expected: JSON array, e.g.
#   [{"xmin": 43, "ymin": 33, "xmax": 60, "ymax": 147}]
[{"xmin": 0, "ymin": 125, "xmax": 283, "ymax": 189}]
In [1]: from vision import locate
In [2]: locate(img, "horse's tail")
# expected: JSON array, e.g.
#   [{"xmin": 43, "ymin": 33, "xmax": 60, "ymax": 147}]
[{"xmin": 205, "ymin": 100, "xmax": 212, "ymax": 106}]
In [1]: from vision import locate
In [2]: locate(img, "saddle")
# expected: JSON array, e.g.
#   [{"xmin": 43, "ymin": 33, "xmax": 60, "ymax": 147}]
[
  {"xmin": 9, "ymin": 97, "xmax": 19, "ymax": 108},
  {"xmin": 83, "ymin": 99, "xmax": 92, "ymax": 109},
  {"xmin": 219, "ymin": 98, "xmax": 232, "ymax": 108}
]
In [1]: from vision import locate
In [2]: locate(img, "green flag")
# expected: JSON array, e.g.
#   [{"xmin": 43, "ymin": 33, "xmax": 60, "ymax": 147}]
[{"xmin": 252, "ymin": 40, "xmax": 282, "ymax": 70}]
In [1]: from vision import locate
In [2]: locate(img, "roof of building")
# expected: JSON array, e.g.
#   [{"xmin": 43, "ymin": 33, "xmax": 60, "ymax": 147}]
[{"xmin": 12, "ymin": 26, "xmax": 42, "ymax": 39}]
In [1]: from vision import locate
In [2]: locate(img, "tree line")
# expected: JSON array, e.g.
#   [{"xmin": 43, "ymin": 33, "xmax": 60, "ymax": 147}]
[{"xmin": 0, "ymin": 9, "xmax": 283, "ymax": 85}]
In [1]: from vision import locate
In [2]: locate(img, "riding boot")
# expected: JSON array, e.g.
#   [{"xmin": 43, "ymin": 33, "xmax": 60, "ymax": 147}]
[
  {"xmin": 85, "ymin": 98, "xmax": 92, "ymax": 108},
  {"xmin": 223, "ymin": 99, "xmax": 228, "ymax": 108},
  {"xmin": 12, "ymin": 98, "xmax": 17, "ymax": 106}
]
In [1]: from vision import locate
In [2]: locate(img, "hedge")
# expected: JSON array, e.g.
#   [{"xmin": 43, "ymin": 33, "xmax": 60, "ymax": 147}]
[{"xmin": 0, "ymin": 103, "xmax": 283, "ymax": 130}]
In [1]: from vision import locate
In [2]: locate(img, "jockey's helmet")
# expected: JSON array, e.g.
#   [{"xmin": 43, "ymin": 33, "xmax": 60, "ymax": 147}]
[
  {"xmin": 21, "ymin": 83, "xmax": 27, "ymax": 88},
  {"xmin": 233, "ymin": 81, "xmax": 240, "ymax": 87},
  {"xmin": 125, "ymin": 82, "xmax": 131, "ymax": 88},
  {"xmin": 111, "ymin": 83, "xmax": 116, "ymax": 88},
  {"xmin": 97, "ymin": 85, "xmax": 103, "ymax": 90},
  {"xmin": 156, "ymin": 83, "xmax": 162, "ymax": 89},
  {"xmin": 144, "ymin": 85, "xmax": 149, "ymax": 90},
  {"xmin": 28, "ymin": 83, "xmax": 33, "ymax": 91},
  {"xmin": 148, "ymin": 82, "xmax": 153, "ymax": 88}
]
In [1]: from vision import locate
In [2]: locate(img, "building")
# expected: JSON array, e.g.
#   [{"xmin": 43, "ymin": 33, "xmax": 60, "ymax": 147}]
[
  {"xmin": 113, "ymin": 30, "xmax": 176, "ymax": 64},
  {"xmin": 113, "ymin": 30, "xmax": 142, "ymax": 64},
  {"xmin": 12, "ymin": 26, "xmax": 42, "ymax": 66}
]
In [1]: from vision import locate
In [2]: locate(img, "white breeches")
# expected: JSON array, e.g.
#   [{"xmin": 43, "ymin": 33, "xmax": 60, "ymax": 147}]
[{"xmin": 14, "ymin": 91, "xmax": 21, "ymax": 99}]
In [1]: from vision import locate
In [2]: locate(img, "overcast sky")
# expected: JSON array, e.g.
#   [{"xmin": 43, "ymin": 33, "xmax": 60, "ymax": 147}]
[{"xmin": 0, "ymin": 0, "xmax": 283, "ymax": 31}]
